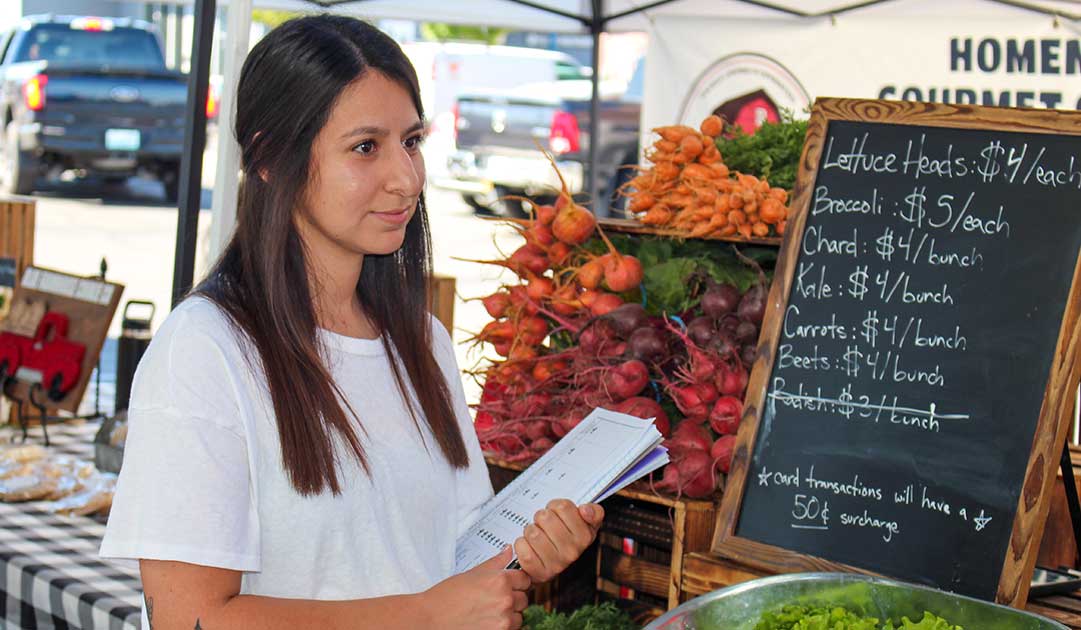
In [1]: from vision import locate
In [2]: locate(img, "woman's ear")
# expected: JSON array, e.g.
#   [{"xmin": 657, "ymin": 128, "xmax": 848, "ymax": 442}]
[{"xmin": 251, "ymin": 131, "xmax": 268, "ymax": 182}]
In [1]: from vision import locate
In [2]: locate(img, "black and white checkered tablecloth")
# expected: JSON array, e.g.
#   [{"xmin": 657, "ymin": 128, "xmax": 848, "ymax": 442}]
[{"xmin": 0, "ymin": 420, "xmax": 141, "ymax": 629}]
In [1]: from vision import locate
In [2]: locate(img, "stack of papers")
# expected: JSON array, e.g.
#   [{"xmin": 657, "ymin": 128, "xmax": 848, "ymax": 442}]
[{"xmin": 455, "ymin": 408, "xmax": 669, "ymax": 573}]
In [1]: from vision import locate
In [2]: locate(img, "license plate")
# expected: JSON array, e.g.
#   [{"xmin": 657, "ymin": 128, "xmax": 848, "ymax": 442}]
[{"xmin": 104, "ymin": 128, "xmax": 140, "ymax": 152}]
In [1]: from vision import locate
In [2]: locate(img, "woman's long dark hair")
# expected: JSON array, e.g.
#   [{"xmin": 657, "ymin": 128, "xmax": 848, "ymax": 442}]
[{"xmin": 196, "ymin": 15, "xmax": 468, "ymax": 495}]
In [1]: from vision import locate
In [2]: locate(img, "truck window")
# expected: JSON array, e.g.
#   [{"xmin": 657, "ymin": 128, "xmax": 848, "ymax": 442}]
[
  {"xmin": 623, "ymin": 58, "xmax": 644, "ymax": 103},
  {"xmin": 556, "ymin": 60, "xmax": 589, "ymax": 81},
  {"xmin": 0, "ymin": 30, "xmax": 15, "ymax": 65},
  {"xmin": 13, "ymin": 24, "xmax": 165, "ymax": 70}
]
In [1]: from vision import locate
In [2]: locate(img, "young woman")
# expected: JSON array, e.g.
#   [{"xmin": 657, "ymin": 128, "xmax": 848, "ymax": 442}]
[{"xmin": 100, "ymin": 15, "xmax": 602, "ymax": 630}]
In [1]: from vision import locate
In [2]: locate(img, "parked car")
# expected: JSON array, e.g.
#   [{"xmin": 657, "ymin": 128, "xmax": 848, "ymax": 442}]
[
  {"xmin": 402, "ymin": 41, "xmax": 590, "ymax": 123},
  {"xmin": 435, "ymin": 59, "xmax": 643, "ymax": 217},
  {"xmin": 402, "ymin": 41, "xmax": 592, "ymax": 189},
  {"xmin": 0, "ymin": 15, "xmax": 191, "ymax": 199}
]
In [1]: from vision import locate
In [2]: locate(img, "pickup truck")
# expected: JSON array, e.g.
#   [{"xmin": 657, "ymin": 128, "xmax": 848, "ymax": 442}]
[
  {"xmin": 436, "ymin": 61, "xmax": 643, "ymax": 218},
  {"xmin": 0, "ymin": 15, "xmax": 189, "ymax": 199}
]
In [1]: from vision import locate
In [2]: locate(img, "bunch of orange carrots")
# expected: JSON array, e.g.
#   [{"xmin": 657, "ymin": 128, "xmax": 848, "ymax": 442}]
[{"xmin": 623, "ymin": 115, "xmax": 791, "ymax": 239}]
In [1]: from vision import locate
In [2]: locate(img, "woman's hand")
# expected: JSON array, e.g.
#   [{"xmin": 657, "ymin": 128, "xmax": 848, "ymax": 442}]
[
  {"xmin": 514, "ymin": 499, "xmax": 605, "ymax": 583},
  {"xmin": 421, "ymin": 546, "xmax": 532, "ymax": 629}
]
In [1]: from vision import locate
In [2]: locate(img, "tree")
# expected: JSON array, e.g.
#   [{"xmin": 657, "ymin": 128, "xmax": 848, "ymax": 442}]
[
  {"xmin": 251, "ymin": 9, "xmax": 302, "ymax": 30},
  {"xmin": 421, "ymin": 23, "xmax": 507, "ymax": 44}
]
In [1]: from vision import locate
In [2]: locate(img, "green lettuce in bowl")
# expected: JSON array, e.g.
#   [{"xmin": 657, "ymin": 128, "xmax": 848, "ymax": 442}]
[{"xmin": 753, "ymin": 605, "xmax": 960, "ymax": 630}]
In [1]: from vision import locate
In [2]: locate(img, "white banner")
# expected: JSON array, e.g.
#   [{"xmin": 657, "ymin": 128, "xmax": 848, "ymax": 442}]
[{"xmin": 643, "ymin": 3, "xmax": 1081, "ymax": 145}]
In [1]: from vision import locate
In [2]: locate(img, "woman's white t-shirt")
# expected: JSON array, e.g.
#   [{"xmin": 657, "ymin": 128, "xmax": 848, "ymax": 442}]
[{"xmin": 100, "ymin": 297, "xmax": 494, "ymax": 619}]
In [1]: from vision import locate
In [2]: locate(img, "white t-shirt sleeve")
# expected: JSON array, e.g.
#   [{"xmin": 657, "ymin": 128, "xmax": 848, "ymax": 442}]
[
  {"xmin": 100, "ymin": 300, "xmax": 260, "ymax": 572},
  {"xmin": 429, "ymin": 317, "xmax": 494, "ymax": 537}
]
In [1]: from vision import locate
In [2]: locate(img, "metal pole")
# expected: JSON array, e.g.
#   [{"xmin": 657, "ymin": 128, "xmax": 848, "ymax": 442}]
[
  {"xmin": 208, "ymin": 0, "xmax": 252, "ymax": 260},
  {"xmin": 588, "ymin": 0, "xmax": 603, "ymax": 214},
  {"xmin": 95, "ymin": 257, "xmax": 106, "ymax": 418},
  {"xmin": 173, "ymin": 4, "xmax": 184, "ymax": 71},
  {"xmin": 172, "ymin": 0, "xmax": 215, "ymax": 308}
]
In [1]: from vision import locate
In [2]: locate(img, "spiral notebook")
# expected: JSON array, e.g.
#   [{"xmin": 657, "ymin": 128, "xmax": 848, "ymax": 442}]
[{"xmin": 455, "ymin": 408, "xmax": 669, "ymax": 573}]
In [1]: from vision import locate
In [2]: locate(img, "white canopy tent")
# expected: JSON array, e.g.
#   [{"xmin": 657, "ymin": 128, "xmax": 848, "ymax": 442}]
[
  {"xmin": 170, "ymin": 0, "xmax": 1081, "ymax": 305},
  {"xmin": 174, "ymin": 0, "xmax": 1081, "ymax": 30}
]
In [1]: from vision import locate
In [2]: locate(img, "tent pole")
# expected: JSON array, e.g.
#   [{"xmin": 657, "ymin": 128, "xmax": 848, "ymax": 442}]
[
  {"xmin": 466, "ymin": 0, "xmax": 591, "ymax": 25},
  {"xmin": 605, "ymin": 0, "xmax": 684, "ymax": 23},
  {"xmin": 172, "ymin": 0, "xmax": 215, "ymax": 308},
  {"xmin": 173, "ymin": 4, "xmax": 185, "ymax": 70},
  {"xmin": 208, "ymin": 0, "xmax": 252, "ymax": 261},
  {"xmin": 588, "ymin": 0, "xmax": 604, "ymax": 214}
]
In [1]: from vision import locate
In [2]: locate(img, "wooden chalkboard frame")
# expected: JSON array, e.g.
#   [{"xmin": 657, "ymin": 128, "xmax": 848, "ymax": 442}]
[{"xmin": 711, "ymin": 97, "xmax": 1081, "ymax": 608}]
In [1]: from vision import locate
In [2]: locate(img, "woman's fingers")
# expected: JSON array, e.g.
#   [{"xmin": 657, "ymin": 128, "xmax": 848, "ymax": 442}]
[
  {"xmin": 515, "ymin": 500, "xmax": 606, "ymax": 584},
  {"xmin": 514, "ymin": 523, "xmax": 558, "ymax": 580},
  {"xmin": 512, "ymin": 588, "xmax": 529, "ymax": 612},
  {"xmin": 546, "ymin": 500, "xmax": 595, "ymax": 551},
  {"xmin": 578, "ymin": 503, "xmax": 605, "ymax": 529},
  {"xmin": 506, "ymin": 568, "xmax": 531, "ymax": 592}
]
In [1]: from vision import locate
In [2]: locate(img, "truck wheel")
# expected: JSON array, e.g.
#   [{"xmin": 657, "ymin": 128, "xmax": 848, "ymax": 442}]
[
  {"xmin": 492, "ymin": 186, "xmax": 528, "ymax": 219},
  {"xmin": 461, "ymin": 193, "xmax": 494, "ymax": 216},
  {"xmin": 462, "ymin": 189, "xmax": 527, "ymax": 218},
  {"xmin": 603, "ymin": 159, "xmax": 637, "ymax": 219},
  {"xmin": 616, "ymin": 166, "xmax": 637, "ymax": 217},
  {"xmin": 1, "ymin": 122, "xmax": 37, "ymax": 196},
  {"xmin": 102, "ymin": 176, "xmax": 128, "ymax": 198},
  {"xmin": 162, "ymin": 165, "xmax": 180, "ymax": 203}
]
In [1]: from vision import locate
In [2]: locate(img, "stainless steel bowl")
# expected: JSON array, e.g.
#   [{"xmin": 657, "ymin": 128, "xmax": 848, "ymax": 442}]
[{"xmin": 645, "ymin": 573, "xmax": 1068, "ymax": 630}]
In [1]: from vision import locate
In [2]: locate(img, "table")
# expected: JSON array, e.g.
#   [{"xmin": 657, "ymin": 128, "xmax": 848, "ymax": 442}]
[{"xmin": 0, "ymin": 420, "xmax": 141, "ymax": 629}]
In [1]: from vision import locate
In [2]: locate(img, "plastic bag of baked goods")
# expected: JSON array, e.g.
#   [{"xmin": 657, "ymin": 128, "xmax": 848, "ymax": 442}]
[
  {"xmin": 45, "ymin": 473, "xmax": 83, "ymax": 501},
  {"xmin": 0, "ymin": 443, "xmax": 46, "ymax": 464},
  {"xmin": 0, "ymin": 456, "xmax": 94, "ymax": 502},
  {"xmin": 109, "ymin": 421, "xmax": 128, "ymax": 448},
  {"xmin": 48, "ymin": 473, "xmax": 117, "ymax": 516},
  {"xmin": 42, "ymin": 457, "xmax": 97, "ymax": 500},
  {"xmin": 0, "ymin": 468, "xmax": 59, "ymax": 501},
  {"xmin": 47, "ymin": 456, "xmax": 95, "ymax": 479},
  {"xmin": 0, "ymin": 443, "xmax": 46, "ymax": 479}
]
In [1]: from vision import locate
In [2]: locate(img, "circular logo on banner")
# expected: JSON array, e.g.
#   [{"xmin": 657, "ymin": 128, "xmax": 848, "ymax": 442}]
[{"xmin": 679, "ymin": 53, "xmax": 812, "ymax": 133}]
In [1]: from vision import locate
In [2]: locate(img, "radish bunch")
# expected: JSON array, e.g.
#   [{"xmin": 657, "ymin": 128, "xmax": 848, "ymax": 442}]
[
  {"xmin": 465, "ymin": 151, "xmax": 772, "ymax": 500},
  {"xmin": 465, "ymin": 153, "xmax": 651, "ymax": 461}
]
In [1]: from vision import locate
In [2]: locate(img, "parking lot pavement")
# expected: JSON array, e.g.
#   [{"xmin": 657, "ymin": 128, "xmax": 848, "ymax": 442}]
[{"xmin": 32, "ymin": 178, "xmax": 518, "ymax": 409}]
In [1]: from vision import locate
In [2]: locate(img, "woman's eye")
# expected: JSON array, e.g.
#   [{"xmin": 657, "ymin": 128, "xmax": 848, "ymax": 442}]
[
  {"xmin": 353, "ymin": 140, "xmax": 377, "ymax": 155},
  {"xmin": 404, "ymin": 134, "xmax": 426, "ymax": 151}
]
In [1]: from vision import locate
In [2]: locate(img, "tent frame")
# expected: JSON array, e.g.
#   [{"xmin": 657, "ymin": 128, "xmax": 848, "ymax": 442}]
[{"xmin": 171, "ymin": 0, "xmax": 1079, "ymax": 305}]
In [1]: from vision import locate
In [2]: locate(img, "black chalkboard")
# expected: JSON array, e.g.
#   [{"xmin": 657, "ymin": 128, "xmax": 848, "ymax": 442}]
[
  {"xmin": 713, "ymin": 99, "xmax": 1081, "ymax": 605},
  {"xmin": 0, "ymin": 258, "xmax": 15, "ymax": 288}
]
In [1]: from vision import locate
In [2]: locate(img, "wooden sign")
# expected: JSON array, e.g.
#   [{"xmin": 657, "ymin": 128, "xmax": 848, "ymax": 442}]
[
  {"xmin": 713, "ymin": 98, "xmax": 1081, "ymax": 607},
  {"xmin": 0, "ymin": 266, "xmax": 123, "ymax": 414}
]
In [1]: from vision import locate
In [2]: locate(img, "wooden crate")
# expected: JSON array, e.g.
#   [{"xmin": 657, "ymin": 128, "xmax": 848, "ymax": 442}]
[
  {"xmin": 1037, "ymin": 444, "xmax": 1081, "ymax": 570},
  {"xmin": 485, "ymin": 457, "xmax": 595, "ymax": 613},
  {"xmin": 680, "ymin": 552, "xmax": 770, "ymax": 599},
  {"xmin": 429, "ymin": 274, "xmax": 455, "ymax": 333},
  {"xmin": 1, "ymin": 200, "xmax": 37, "ymax": 425},
  {"xmin": 485, "ymin": 456, "xmax": 718, "ymax": 621},
  {"xmin": 0, "ymin": 196, "xmax": 35, "ymax": 288}
]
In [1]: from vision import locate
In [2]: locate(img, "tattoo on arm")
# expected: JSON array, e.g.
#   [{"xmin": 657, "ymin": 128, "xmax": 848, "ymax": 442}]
[{"xmin": 145, "ymin": 595, "xmax": 154, "ymax": 630}]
